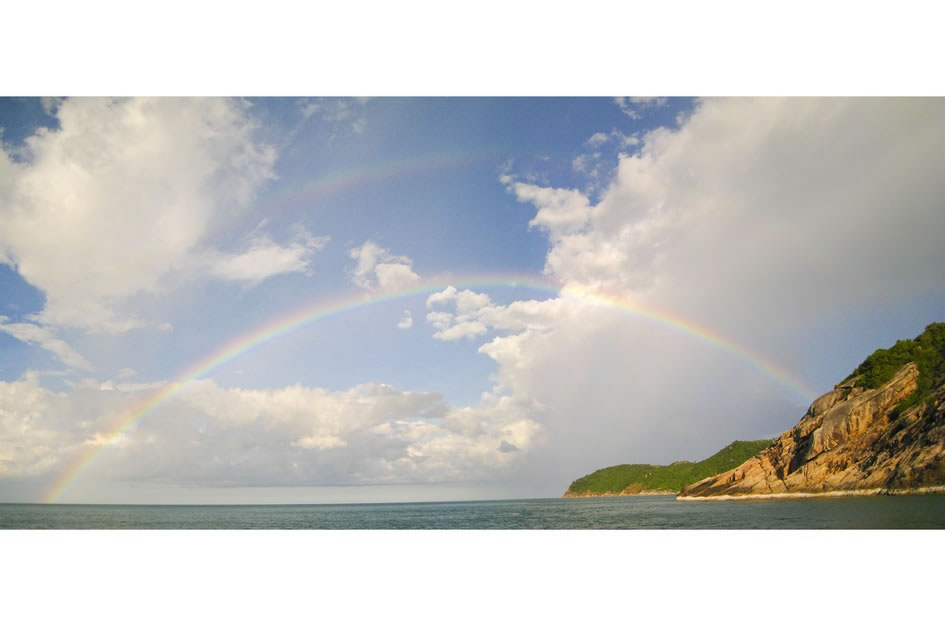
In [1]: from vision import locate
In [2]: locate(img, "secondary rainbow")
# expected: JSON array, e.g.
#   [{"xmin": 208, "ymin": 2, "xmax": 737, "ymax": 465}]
[
  {"xmin": 43, "ymin": 275, "xmax": 819, "ymax": 503},
  {"xmin": 253, "ymin": 146, "xmax": 505, "ymax": 216}
]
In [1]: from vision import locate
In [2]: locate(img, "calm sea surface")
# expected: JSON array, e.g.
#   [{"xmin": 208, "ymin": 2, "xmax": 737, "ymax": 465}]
[{"xmin": 3, "ymin": 494, "xmax": 945, "ymax": 529}]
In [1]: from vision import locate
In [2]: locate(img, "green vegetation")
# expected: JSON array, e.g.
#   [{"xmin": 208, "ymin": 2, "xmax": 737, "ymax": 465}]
[
  {"xmin": 845, "ymin": 322, "xmax": 945, "ymax": 414},
  {"xmin": 565, "ymin": 439, "xmax": 772, "ymax": 495}
]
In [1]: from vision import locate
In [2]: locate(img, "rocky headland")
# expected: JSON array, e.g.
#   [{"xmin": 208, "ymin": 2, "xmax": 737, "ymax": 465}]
[{"xmin": 678, "ymin": 324, "xmax": 945, "ymax": 500}]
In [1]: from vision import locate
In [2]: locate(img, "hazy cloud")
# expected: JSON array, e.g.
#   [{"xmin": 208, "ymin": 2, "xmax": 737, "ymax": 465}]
[
  {"xmin": 0, "ymin": 318, "xmax": 93, "ymax": 371},
  {"xmin": 397, "ymin": 310, "xmax": 413, "ymax": 329},
  {"xmin": 299, "ymin": 97, "xmax": 368, "ymax": 134}
]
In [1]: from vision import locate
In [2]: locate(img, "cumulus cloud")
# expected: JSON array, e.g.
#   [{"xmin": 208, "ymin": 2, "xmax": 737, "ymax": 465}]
[
  {"xmin": 0, "ymin": 376, "xmax": 538, "ymax": 490},
  {"xmin": 523, "ymin": 99, "xmax": 945, "ymax": 319},
  {"xmin": 0, "ymin": 97, "xmax": 279, "ymax": 334},
  {"xmin": 425, "ymin": 286, "xmax": 496, "ymax": 341},
  {"xmin": 502, "ymin": 181, "xmax": 593, "ymax": 241},
  {"xmin": 349, "ymin": 240, "xmax": 421, "ymax": 292},
  {"xmin": 425, "ymin": 285, "xmax": 565, "ymax": 342},
  {"xmin": 477, "ymin": 98, "xmax": 945, "ymax": 491}
]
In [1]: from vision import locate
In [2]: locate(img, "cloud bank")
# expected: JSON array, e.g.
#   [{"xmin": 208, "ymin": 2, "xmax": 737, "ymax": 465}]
[{"xmin": 0, "ymin": 375, "xmax": 538, "ymax": 493}]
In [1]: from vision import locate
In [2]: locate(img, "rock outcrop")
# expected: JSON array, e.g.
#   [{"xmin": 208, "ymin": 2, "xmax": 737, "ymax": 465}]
[{"xmin": 678, "ymin": 362, "xmax": 945, "ymax": 500}]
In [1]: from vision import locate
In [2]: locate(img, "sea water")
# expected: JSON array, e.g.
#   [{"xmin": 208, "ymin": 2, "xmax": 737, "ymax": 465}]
[{"xmin": 2, "ymin": 494, "xmax": 944, "ymax": 529}]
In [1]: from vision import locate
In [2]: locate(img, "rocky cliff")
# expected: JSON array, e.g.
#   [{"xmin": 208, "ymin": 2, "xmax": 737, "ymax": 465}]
[{"xmin": 678, "ymin": 361, "xmax": 945, "ymax": 500}]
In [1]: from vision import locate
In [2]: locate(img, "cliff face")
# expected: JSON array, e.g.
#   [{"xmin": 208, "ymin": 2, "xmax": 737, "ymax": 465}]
[{"xmin": 678, "ymin": 363, "xmax": 945, "ymax": 499}]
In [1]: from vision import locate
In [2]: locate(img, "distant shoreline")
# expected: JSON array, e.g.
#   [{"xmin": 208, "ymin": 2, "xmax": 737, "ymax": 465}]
[
  {"xmin": 560, "ymin": 485, "xmax": 945, "ymax": 501},
  {"xmin": 562, "ymin": 490, "xmax": 676, "ymax": 498},
  {"xmin": 676, "ymin": 485, "xmax": 945, "ymax": 501}
]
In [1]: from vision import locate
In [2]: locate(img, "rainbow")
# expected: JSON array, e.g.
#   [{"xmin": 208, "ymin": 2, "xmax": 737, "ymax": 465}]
[
  {"xmin": 254, "ymin": 146, "xmax": 505, "ymax": 216},
  {"xmin": 42, "ymin": 275, "xmax": 819, "ymax": 503}
]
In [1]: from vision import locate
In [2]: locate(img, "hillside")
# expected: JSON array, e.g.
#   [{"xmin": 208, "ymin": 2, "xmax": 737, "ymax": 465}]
[
  {"xmin": 563, "ymin": 440, "xmax": 772, "ymax": 497},
  {"xmin": 679, "ymin": 322, "xmax": 945, "ymax": 500}
]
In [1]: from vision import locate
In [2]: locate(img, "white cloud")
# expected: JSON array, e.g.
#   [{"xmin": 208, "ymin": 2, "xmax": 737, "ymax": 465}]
[
  {"xmin": 0, "ymin": 97, "xmax": 278, "ymax": 334},
  {"xmin": 503, "ymin": 181, "xmax": 592, "ymax": 241},
  {"xmin": 585, "ymin": 129, "xmax": 639, "ymax": 148},
  {"xmin": 374, "ymin": 263, "xmax": 421, "ymax": 292},
  {"xmin": 397, "ymin": 310, "xmax": 413, "ymax": 329},
  {"xmin": 614, "ymin": 96, "xmax": 669, "ymax": 119},
  {"xmin": 205, "ymin": 228, "xmax": 329, "ymax": 285},
  {"xmin": 349, "ymin": 240, "xmax": 421, "ymax": 292},
  {"xmin": 425, "ymin": 285, "xmax": 564, "ymax": 342},
  {"xmin": 426, "ymin": 285, "xmax": 457, "ymax": 308},
  {"xmin": 426, "ymin": 286, "xmax": 494, "ymax": 341},
  {"xmin": 426, "ymin": 318, "xmax": 488, "ymax": 341},
  {"xmin": 0, "ymin": 376, "xmax": 538, "ymax": 489},
  {"xmin": 0, "ymin": 318, "xmax": 93, "ymax": 371},
  {"xmin": 587, "ymin": 132, "xmax": 610, "ymax": 146},
  {"xmin": 528, "ymin": 99, "xmax": 945, "ymax": 313}
]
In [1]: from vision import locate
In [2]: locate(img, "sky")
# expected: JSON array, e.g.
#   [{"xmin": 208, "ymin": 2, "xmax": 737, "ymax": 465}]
[{"xmin": 1, "ymin": 96, "xmax": 945, "ymax": 504}]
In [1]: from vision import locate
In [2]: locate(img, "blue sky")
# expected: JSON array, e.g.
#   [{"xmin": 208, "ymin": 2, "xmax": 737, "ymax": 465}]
[{"xmin": 1, "ymin": 97, "xmax": 944, "ymax": 503}]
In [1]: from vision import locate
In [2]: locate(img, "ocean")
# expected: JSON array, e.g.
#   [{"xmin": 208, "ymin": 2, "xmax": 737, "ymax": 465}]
[{"xmin": 2, "ymin": 493, "xmax": 945, "ymax": 528}]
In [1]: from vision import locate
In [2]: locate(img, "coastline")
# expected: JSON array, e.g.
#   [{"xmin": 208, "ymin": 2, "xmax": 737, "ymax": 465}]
[
  {"xmin": 676, "ymin": 485, "xmax": 945, "ymax": 502},
  {"xmin": 562, "ymin": 490, "xmax": 676, "ymax": 498}
]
